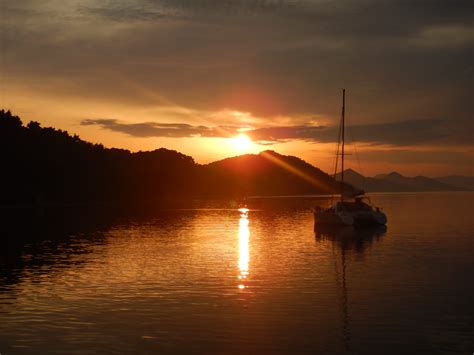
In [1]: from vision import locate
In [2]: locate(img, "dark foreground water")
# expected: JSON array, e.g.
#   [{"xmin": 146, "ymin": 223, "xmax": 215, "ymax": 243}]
[{"xmin": 0, "ymin": 192, "xmax": 473, "ymax": 354}]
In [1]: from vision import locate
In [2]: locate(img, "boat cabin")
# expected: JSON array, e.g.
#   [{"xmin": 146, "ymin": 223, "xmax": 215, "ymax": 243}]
[{"xmin": 336, "ymin": 197, "xmax": 373, "ymax": 212}]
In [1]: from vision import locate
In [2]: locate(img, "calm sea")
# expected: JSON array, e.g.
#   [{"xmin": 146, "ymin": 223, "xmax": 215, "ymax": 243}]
[{"xmin": 0, "ymin": 192, "xmax": 473, "ymax": 354}]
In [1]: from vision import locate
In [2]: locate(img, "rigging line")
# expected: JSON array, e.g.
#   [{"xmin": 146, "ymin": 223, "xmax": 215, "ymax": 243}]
[
  {"xmin": 331, "ymin": 114, "xmax": 343, "ymax": 205},
  {"xmin": 333, "ymin": 120, "xmax": 342, "ymax": 178},
  {"xmin": 347, "ymin": 123, "xmax": 372, "ymax": 202},
  {"xmin": 333, "ymin": 109, "xmax": 343, "ymax": 176},
  {"xmin": 333, "ymin": 102, "xmax": 344, "ymax": 178},
  {"xmin": 347, "ymin": 121, "xmax": 364, "ymax": 177}
]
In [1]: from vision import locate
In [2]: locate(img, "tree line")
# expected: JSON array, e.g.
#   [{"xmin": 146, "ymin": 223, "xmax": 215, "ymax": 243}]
[{"xmin": 0, "ymin": 109, "xmax": 353, "ymax": 207}]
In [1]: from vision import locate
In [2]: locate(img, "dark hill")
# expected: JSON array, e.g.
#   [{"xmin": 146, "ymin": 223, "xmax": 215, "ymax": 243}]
[
  {"xmin": 374, "ymin": 172, "xmax": 459, "ymax": 191},
  {"xmin": 0, "ymin": 110, "xmax": 197, "ymax": 207},
  {"xmin": 0, "ymin": 109, "xmax": 353, "ymax": 206},
  {"xmin": 336, "ymin": 170, "xmax": 401, "ymax": 192},
  {"xmin": 200, "ymin": 150, "xmax": 358, "ymax": 197},
  {"xmin": 338, "ymin": 169, "xmax": 466, "ymax": 192},
  {"xmin": 434, "ymin": 175, "xmax": 474, "ymax": 191}
]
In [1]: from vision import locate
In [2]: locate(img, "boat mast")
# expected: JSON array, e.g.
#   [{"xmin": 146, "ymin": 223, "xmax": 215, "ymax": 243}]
[{"xmin": 341, "ymin": 89, "xmax": 345, "ymax": 202}]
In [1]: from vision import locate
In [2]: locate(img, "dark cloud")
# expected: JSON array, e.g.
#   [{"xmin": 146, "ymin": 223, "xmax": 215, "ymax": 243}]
[
  {"xmin": 2, "ymin": 0, "xmax": 473, "ymax": 178},
  {"xmin": 81, "ymin": 118, "xmax": 473, "ymax": 146},
  {"xmin": 80, "ymin": 0, "xmax": 294, "ymax": 21},
  {"xmin": 249, "ymin": 119, "xmax": 473, "ymax": 146},
  {"xmin": 79, "ymin": 0, "xmax": 473, "ymax": 32},
  {"xmin": 355, "ymin": 149, "xmax": 473, "ymax": 166},
  {"xmin": 2, "ymin": 0, "xmax": 471, "ymax": 122},
  {"xmin": 80, "ymin": 119, "xmax": 240, "ymax": 138},
  {"xmin": 78, "ymin": 6, "xmax": 171, "ymax": 22},
  {"xmin": 337, "ymin": 119, "xmax": 473, "ymax": 146}
]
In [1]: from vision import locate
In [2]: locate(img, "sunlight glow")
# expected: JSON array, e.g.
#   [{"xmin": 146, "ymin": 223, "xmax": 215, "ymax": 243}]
[
  {"xmin": 231, "ymin": 134, "xmax": 253, "ymax": 152},
  {"xmin": 260, "ymin": 150, "xmax": 330, "ymax": 191},
  {"xmin": 238, "ymin": 208, "xmax": 250, "ymax": 289}
]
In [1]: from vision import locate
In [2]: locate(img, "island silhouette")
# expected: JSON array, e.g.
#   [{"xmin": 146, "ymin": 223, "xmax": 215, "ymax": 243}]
[
  {"xmin": 2, "ymin": 109, "xmax": 471, "ymax": 210},
  {"xmin": 336, "ymin": 169, "xmax": 473, "ymax": 192},
  {"xmin": 1, "ymin": 109, "xmax": 358, "ymax": 208}
]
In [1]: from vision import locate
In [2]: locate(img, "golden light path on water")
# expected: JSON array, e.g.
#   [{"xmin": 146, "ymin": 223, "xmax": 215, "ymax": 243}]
[{"xmin": 238, "ymin": 208, "xmax": 250, "ymax": 289}]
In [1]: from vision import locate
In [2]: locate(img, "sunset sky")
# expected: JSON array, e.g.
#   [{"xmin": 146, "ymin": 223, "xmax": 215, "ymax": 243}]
[{"xmin": 1, "ymin": 0, "xmax": 472, "ymax": 176}]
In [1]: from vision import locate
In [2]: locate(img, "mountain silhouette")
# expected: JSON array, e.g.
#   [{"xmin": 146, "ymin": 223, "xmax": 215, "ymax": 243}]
[
  {"xmin": 337, "ymin": 169, "xmax": 471, "ymax": 192},
  {"xmin": 0, "ymin": 109, "xmax": 356, "ymax": 207},
  {"xmin": 199, "ymin": 150, "xmax": 357, "ymax": 197},
  {"xmin": 433, "ymin": 175, "xmax": 474, "ymax": 191}
]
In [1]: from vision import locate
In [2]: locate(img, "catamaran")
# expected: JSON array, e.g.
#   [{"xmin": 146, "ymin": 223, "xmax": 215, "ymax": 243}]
[{"xmin": 314, "ymin": 90, "xmax": 387, "ymax": 227}]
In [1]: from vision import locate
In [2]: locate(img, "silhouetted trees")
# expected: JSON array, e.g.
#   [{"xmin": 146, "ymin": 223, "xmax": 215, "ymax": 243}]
[
  {"xmin": 0, "ymin": 110, "xmax": 197, "ymax": 206},
  {"xmin": 0, "ymin": 109, "xmax": 355, "ymax": 207}
]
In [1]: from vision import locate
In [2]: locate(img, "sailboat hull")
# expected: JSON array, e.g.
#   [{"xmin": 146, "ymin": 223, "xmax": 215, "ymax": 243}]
[
  {"xmin": 352, "ymin": 210, "xmax": 387, "ymax": 226},
  {"xmin": 314, "ymin": 209, "xmax": 387, "ymax": 227},
  {"xmin": 314, "ymin": 210, "xmax": 354, "ymax": 226}
]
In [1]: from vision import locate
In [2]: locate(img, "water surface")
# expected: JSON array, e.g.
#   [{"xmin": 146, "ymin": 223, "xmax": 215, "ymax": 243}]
[{"xmin": 1, "ymin": 192, "xmax": 473, "ymax": 354}]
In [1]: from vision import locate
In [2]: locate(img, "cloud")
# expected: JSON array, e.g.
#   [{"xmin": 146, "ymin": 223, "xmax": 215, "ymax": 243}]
[
  {"xmin": 80, "ymin": 118, "xmax": 240, "ymax": 138},
  {"xmin": 77, "ymin": 0, "xmax": 473, "ymax": 33},
  {"xmin": 354, "ymin": 149, "xmax": 473, "ymax": 166},
  {"xmin": 2, "ymin": 0, "xmax": 473, "ymax": 154},
  {"xmin": 244, "ymin": 119, "xmax": 473, "ymax": 146},
  {"xmin": 79, "ymin": 0, "xmax": 293, "ymax": 22},
  {"xmin": 81, "ymin": 117, "xmax": 473, "ymax": 146}
]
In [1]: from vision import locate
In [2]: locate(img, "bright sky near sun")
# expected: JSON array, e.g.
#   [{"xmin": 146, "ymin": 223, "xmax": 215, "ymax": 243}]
[
  {"xmin": 230, "ymin": 134, "xmax": 253, "ymax": 152},
  {"xmin": 1, "ymin": 0, "xmax": 472, "ymax": 176}
]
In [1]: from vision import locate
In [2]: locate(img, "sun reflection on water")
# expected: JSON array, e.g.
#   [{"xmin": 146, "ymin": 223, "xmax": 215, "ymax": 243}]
[{"xmin": 238, "ymin": 208, "xmax": 250, "ymax": 289}]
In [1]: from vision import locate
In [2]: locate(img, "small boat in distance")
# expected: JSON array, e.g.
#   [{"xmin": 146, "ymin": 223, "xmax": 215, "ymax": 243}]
[{"xmin": 314, "ymin": 90, "xmax": 387, "ymax": 227}]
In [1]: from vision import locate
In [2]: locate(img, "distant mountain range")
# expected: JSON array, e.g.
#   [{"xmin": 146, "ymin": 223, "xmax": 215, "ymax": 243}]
[{"xmin": 336, "ymin": 169, "xmax": 474, "ymax": 192}]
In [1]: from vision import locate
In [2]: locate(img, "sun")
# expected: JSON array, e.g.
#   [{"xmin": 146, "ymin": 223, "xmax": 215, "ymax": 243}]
[{"xmin": 231, "ymin": 134, "xmax": 253, "ymax": 152}]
